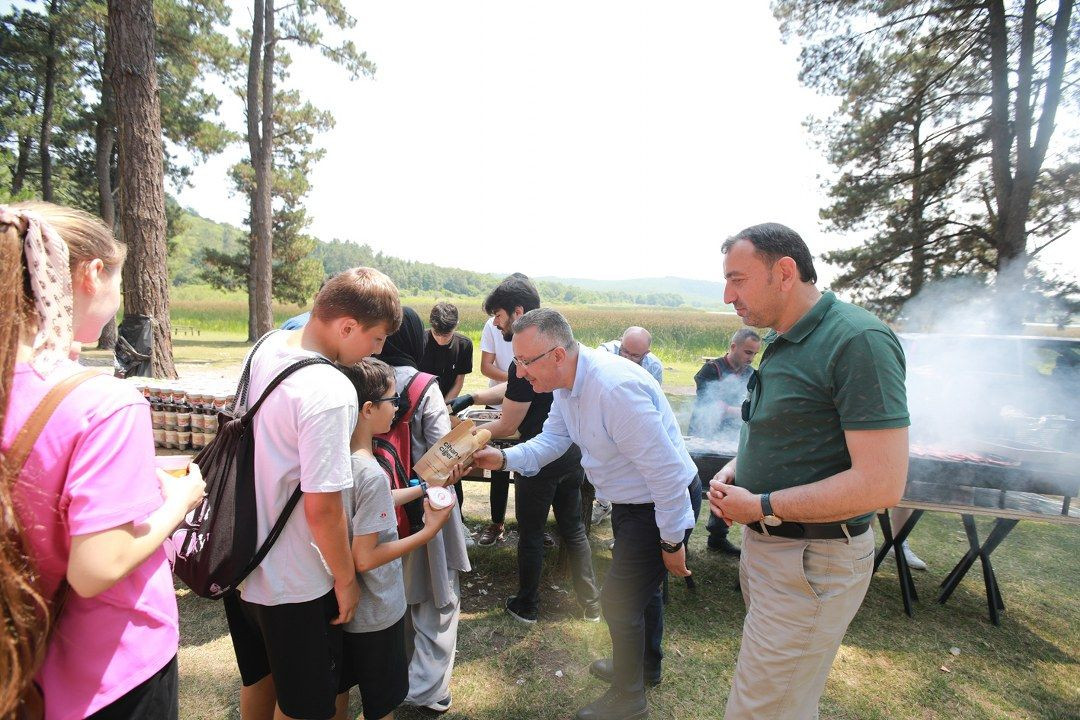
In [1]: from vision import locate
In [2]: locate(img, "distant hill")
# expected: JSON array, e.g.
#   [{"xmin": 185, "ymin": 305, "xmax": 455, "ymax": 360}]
[
  {"xmin": 537, "ymin": 276, "xmax": 727, "ymax": 309},
  {"xmin": 169, "ymin": 208, "xmax": 723, "ymax": 308}
]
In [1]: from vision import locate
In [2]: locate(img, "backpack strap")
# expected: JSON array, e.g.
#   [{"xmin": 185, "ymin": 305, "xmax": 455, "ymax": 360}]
[
  {"xmin": 395, "ymin": 372, "xmax": 439, "ymax": 426},
  {"xmin": 233, "ymin": 485, "xmax": 304, "ymax": 584},
  {"xmin": 229, "ymin": 355, "xmax": 336, "ymax": 588},
  {"xmin": 4, "ymin": 368, "xmax": 100, "ymax": 653},
  {"xmin": 5, "ymin": 369, "xmax": 101, "ymax": 474},
  {"xmin": 243, "ymin": 356, "xmax": 333, "ymax": 420},
  {"xmin": 233, "ymin": 330, "xmax": 280, "ymax": 412}
]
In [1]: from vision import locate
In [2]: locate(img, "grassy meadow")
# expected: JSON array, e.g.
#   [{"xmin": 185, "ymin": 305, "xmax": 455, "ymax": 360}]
[
  {"xmin": 174, "ymin": 486, "xmax": 1079, "ymax": 720},
  {"xmin": 93, "ymin": 286, "xmax": 1078, "ymax": 720}
]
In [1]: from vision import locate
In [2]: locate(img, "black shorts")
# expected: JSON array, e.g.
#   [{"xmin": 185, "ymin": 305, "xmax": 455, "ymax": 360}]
[
  {"xmin": 86, "ymin": 655, "xmax": 178, "ymax": 720},
  {"xmin": 337, "ymin": 614, "xmax": 409, "ymax": 719},
  {"xmin": 224, "ymin": 589, "xmax": 343, "ymax": 720}
]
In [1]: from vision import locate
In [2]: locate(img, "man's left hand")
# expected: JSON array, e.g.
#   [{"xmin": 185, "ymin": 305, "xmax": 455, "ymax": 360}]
[
  {"xmin": 661, "ymin": 545, "xmax": 691, "ymax": 577},
  {"xmin": 709, "ymin": 483, "xmax": 762, "ymax": 525}
]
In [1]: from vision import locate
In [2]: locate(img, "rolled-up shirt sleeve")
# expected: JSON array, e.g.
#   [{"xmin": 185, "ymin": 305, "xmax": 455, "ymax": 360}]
[
  {"xmin": 503, "ymin": 395, "xmax": 573, "ymax": 476},
  {"xmin": 605, "ymin": 380, "xmax": 694, "ymax": 543}
]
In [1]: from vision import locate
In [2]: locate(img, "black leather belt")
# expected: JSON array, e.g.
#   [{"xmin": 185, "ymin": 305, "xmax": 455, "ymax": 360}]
[{"xmin": 746, "ymin": 520, "xmax": 870, "ymax": 540}]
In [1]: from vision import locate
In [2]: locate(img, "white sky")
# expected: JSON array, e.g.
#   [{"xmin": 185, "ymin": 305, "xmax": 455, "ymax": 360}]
[{"xmin": 173, "ymin": 1, "xmax": 1078, "ymax": 286}]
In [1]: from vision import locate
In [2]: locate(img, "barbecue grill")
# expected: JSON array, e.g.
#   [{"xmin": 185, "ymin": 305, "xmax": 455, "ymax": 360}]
[{"xmin": 682, "ymin": 333, "xmax": 1080, "ymax": 625}]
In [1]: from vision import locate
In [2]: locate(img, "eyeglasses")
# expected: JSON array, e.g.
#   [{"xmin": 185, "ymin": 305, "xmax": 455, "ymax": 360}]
[
  {"xmin": 515, "ymin": 346, "xmax": 558, "ymax": 368},
  {"xmin": 619, "ymin": 348, "xmax": 646, "ymax": 362},
  {"xmin": 741, "ymin": 370, "xmax": 761, "ymax": 423},
  {"xmin": 373, "ymin": 394, "xmax": 401, "ymax": 408}
]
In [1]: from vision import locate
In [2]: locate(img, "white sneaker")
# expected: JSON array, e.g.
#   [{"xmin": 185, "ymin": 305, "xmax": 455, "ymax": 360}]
[
  {"xmin": 591, "ymin": 500, "xmax": 612, "ymax": 525},
  {"xmin": 902, "ymin": 541, "xmax": 927, "ymax": 571}
]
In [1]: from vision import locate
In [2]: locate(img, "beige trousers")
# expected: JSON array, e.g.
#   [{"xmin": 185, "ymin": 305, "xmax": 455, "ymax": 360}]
[{"xmin": 724, "ymin": 525, "xmax": 875, "ymax": 720}]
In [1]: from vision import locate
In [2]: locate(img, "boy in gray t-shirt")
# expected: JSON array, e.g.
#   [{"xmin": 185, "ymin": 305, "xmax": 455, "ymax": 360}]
[{"xmin": 334, "ymin": 358, "xmax": 466, "ymax": 720}]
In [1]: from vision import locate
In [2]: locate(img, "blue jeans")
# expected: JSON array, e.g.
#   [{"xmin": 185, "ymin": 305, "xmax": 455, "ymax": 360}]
[{"xmin": 513, "ymin": 466, "xmax": 600, "ymax": 615}]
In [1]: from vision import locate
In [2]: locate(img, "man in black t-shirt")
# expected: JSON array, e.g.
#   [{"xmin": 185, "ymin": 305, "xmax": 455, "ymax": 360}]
[
  {"xmin": 419, "ymin": 302, "xmax": 474, "ymax": 400},
  {"xmin": 448, "ymin": 277, "xmax": 600, "ymax": 624}
]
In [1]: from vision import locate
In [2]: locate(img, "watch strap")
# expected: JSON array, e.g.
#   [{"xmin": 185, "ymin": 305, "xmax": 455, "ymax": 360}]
[
  {"xmin": 660, "ymin": 540, "xmax": 683, "ymax": 553},
  {"xmin": 761, "ymin": 492, "xmax": 774, "ymax": 519}
]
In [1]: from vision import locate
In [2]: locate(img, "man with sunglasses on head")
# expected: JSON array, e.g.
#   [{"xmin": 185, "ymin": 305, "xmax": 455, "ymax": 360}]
[
  {"xmin": 599, "ymin": 327, "xmax": 664, "ymax": 384},
  {"xmin": 472, "ymin": 308, "xmax": 698, "ymax": 720},
  {"xmin": 709, "ymin": 223, "xmax": 909, "ymax": 719},
  {"xmin": 449, "ymin": 276, "xmax": 601, "ymax": 626}
]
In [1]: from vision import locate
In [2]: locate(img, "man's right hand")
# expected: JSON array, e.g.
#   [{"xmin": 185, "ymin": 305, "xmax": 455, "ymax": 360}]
[
  {"xmin": 331, "ymin": 577, "xmax": 361, "ymax": 626},
  {"xmin": 711, "ymin": 462, "xmax": 736, "ymax": 489},
  {"xmin": 448, "ymin": 394, "xmax": 474, "ymax": 415},
  {"xmin": 472, "ymin": 446, "xmax": 504, "ymax": 471},
  {"xmin": 709, "ymin": 461, "xmax": 737, "ymax": 526}
]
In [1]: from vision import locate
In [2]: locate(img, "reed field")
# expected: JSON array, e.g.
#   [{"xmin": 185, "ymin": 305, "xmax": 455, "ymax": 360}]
[{"xmin": 166, "ymin": 285, "xmax": 747, "ymax": 390}]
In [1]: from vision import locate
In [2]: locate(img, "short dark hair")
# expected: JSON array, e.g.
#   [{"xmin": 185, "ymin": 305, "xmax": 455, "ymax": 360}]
[
  {"xmin": 721, "ymin": 223, "xmax": 817, "ymax": 284},
  {"xmin": 731, "ymin": 328, "xmax": 761, "ymax": 346},
  {"xmin": 483, "ymin": 275, "xmax": 540, "ymax": 316},
  {"xmin": 338, "ymin": 357, "xmax": 395, "ymax": 406},
  {"xmin": 512, "ymin": 308, "xmax": 577, "ymax": 350},
  {"xmin": 429, "ymin": 301, "xmax": 459, "ymax": 334}
]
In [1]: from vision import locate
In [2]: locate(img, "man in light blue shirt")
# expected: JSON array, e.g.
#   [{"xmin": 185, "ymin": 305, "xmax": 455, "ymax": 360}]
[
  {"xmin": 598, "ymin": 326, "xmax": 664, "ymax": 384},
  {"xmin": 474, "ymin": 308, "xmax": 696, "ymax": 720}
]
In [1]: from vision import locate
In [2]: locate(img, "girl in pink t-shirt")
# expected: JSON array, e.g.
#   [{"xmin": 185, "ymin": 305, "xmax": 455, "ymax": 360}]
[{"xmin": 0, "ymin": 202, "xmax": 205, "ymax": 720}]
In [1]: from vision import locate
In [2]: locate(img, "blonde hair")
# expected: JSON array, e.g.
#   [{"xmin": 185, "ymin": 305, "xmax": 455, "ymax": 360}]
[{"xmin": 0, "ymin": 201, "xmax": 124, "ymax": 715}]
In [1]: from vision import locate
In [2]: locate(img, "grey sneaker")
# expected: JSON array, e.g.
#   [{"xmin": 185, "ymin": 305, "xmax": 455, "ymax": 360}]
[
  {"xmin": 902, "ymin": 541, "xmax": 928, "ymax": 570},
  {"xmin": 591, "ymin": 500, "xmax": 613, "ymax": 526}
]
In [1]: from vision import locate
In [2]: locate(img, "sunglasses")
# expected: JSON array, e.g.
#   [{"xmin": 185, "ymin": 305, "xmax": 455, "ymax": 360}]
[
  {"xmin": 372, "ymin": 394, "xmax": 401, "ymax": 408},
  {"xmin": 741, "ymin": 369, "xmax": 761, "ymax": 423}
]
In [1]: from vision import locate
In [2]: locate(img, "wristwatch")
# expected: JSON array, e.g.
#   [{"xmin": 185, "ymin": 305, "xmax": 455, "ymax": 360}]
[
  {"xmin": 760, "ymin": 492, "xmax": 782, "ymax": 527},
  {"xmin": 659, "ymin": 540, "xmax": 684, "ymax": 554}
]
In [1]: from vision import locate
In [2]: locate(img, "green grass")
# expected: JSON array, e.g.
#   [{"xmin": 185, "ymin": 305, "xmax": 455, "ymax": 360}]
[{"xmin": 175, "ymin": 486, "xmax": 1080, "ymax": 720}]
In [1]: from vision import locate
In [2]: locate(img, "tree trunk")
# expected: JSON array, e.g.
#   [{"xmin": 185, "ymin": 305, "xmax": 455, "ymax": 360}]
[
  {"xmin": 246, "ymin": 0, "xmax": 275, "ymax": 341},
  {"xmin": 986, "ymin": 0, "xmax": 1073, "ymax": 326},
  {"xmin": 11, "ymin": 85, "xmax": 40, "ymax": 195},
  {"xmin": 39, "ymin": 0, "xmax": 61, "ymax": 202},
  {"xmin": 908, "ymin": 109, "xmax": 926, "ymax": 298},
  {"xmin": 95, "ymin": 26, "xmax": 118, "ymax": 351},
  {"xmin": 108, "ymin": 0, "xmax": 177, "ymax": 378}
]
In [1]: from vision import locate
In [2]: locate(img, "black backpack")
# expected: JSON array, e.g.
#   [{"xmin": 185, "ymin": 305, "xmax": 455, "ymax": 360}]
[{"xmin": 172, "ymin": 332, "xmax": 331, "ymax": 599}]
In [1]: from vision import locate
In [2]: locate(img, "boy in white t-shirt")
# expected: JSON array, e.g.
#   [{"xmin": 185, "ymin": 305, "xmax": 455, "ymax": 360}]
[
  {"xmin": 332, "ymin": 358, "xmax": 465, "ymax": 720},
  {"xmin": 223, "ymin": 268, "xmax": 403, "ymax": 720}
]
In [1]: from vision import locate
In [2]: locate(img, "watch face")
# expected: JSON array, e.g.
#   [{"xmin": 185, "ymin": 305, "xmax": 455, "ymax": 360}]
[{"xmin": 763, "ymin": 515, "xmax": 782, "ymax": 527}]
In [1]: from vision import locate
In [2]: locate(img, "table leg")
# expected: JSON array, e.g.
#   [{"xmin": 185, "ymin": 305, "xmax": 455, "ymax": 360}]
[
  {"xmin": 877, "ymin": 509, "xmax": 924, "ymax": 616},
  {"xmin": 874, "ymin": 510, "xmax": 895, "ymax": 573},
  {"xmin": 939, "ymin": 514, "xmax": 981, "ymax": 605},
  {"xmin": 977, "ymin": 518, "xmax": 1018, "ymax": 625}
]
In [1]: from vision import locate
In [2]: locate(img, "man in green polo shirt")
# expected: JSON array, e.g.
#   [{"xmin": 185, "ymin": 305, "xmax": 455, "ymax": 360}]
[{"xmin": 708, "ymin": 223, "xmax": 909, "ymax": 719}]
